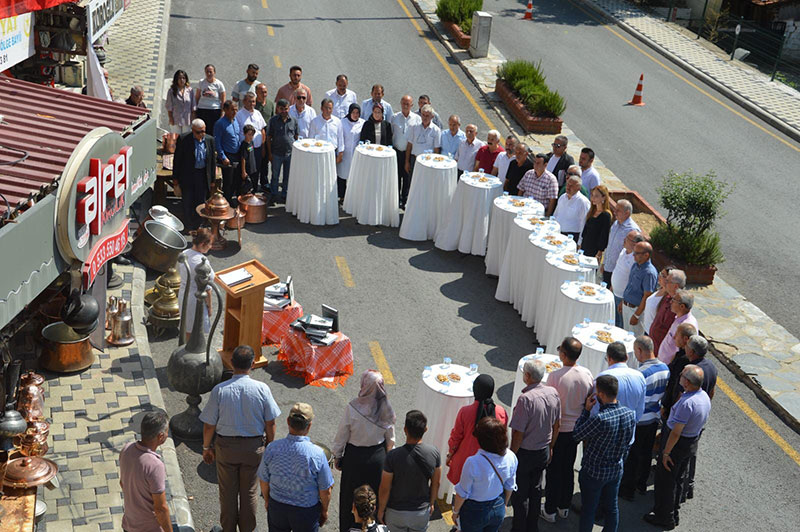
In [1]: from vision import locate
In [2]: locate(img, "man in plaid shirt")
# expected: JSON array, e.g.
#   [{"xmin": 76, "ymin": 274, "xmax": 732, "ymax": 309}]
[
  {"xmin": 517, "ymin": 152, "xmax": 558, "ymax": 215},
  {"xmin": 573, "ymin": 375, "xmax": 636, "ymax": 532}
]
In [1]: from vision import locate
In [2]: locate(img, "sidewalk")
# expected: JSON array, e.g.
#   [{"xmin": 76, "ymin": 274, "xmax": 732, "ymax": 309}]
[
  {"xmin": 40, "ymin": 262, "xmax": 193, "ymax": 532},
  {"xmin": 410, "ymin": 0, "xmax": 800, "ymax": 431},
  {"xmin": 582, "ymin": 0, "xmax": 800, "ymax": 141}
]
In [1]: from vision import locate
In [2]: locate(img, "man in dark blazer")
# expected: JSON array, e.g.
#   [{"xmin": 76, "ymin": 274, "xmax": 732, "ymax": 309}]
[
  {"xmin": 173, "ymin": 118, "xmax": 216, "ymax": 231},
  {"xmin": 545, "ymin": 134, "xmax": 575, "ymax": 188}
]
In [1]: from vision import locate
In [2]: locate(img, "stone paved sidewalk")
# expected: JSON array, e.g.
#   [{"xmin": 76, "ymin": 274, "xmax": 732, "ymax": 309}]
[
  {"xmin": 411, "ymin": 0, "xmax": 800, "ymax": 429},
  {"xmin": 584, "ymin": 0, "xmax": 800, "ymax": 140},
  {"xmin": 39, "ymin": 262, "xmax": 193, "ymax": 532}
]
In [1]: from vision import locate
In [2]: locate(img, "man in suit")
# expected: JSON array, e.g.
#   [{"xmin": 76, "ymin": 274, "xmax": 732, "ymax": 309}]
[
  {"xmin": 173, "ymin": 118, "xmax": 216, "ymax": 231},
  {"xmin": 545, "ymin": 135, "xmax": 575, "ymax": 188}
]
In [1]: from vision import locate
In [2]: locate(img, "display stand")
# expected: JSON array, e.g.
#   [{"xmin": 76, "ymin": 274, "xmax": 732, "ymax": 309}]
[{"xmin": 215, "ymin": 260, "xmax": 279, "ymax": 369}]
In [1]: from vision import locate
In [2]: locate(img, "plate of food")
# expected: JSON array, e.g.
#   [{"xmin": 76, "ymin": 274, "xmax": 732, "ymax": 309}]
[
  {"xmin": 596, "ymin": 331, "xmax": 614, "ymax": 344},
  {"xmin": 563, "ymin": 254, "xmax": 579, "ymax": 265},
  {"xmin": 448, "ymin": 373, "xmax": 461, "ymax": 382},
  {"xmin": 579, "ymin": 285, "xmax": 596, "ymax": 296},
  {"xmin": 511, "ymin": 200, "xmax": 526, "ymax": 207},
  {"xmin": 302, "ymin": 142, "xmax": 310, "ymax": 148},
  {"xmin": 314, "ymin": 142, "xmax": 324, "ymax": 147},
  {"xmin": 478, "ymin": 176, "xmax": 489, "ymax": 183},
  {"xmin": 436, "ymin": 374, "xmax": 449, "ymax": 383},
  {"xmin": 528, "ymin": 217, "xmax": 545, "ymax": 225},
  {"xmin": 433, "ymin": 156, "xmax": 444, "ymax": 162},
  {"xmin": 545, "ymin": 361, "xmax": 562, "ymax": 373},
  {"xmin": 376, "ymin": 146, "xmax": 384, "ymax": 151}
]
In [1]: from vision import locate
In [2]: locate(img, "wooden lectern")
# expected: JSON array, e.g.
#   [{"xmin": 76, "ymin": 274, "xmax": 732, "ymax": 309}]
[{"xmin": 215, "ymin": 259, "xmax": 279, "ymax": 369}]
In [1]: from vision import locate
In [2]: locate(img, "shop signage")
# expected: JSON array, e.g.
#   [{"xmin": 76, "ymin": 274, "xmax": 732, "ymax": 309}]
[
  {"xmin": 82, "ymin": 219, "xmax": 129, "ymax": 286},
  {"xmin": 86, "ymin": 0, "xmax": 125, "ymax": 44},
  {"xmin": 0, "ymin": 12, "xmax": 33, "ymax": 70}
]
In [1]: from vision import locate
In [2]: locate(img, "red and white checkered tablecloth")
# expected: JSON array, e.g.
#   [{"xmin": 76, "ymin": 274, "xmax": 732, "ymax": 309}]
[
  {"xmin": 262, "ymin": 302, "xmax": 304, "ymax": 346},
  {"xmin": 278, "ymin": 329, "xmax": 354, "ymax": 388}
]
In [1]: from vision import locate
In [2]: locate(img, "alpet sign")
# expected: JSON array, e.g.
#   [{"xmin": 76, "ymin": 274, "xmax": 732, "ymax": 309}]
[{"xmin": 76, "ymin": 145, "xmax": 131, "ymax": 247}]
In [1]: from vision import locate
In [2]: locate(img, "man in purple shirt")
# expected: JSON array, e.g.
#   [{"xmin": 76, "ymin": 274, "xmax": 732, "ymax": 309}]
[
  {"xmin": 658, "ymin": 290, "xmax": 698, "ymax": 364},
  {"xmin": 645, "ymin": 365, "xmax": 711, "ymax": 529},
  {"xmin": 510, "ymin": 359, "xmax": 561, "ymax": 532}
]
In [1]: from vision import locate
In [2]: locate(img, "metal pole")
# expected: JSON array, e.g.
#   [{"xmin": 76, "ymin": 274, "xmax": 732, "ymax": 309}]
[
  {"xmin": 730, "ymin": 22, "xmax": 741, "ymax": 60},
  {"xmin": 771, "ymin": 34, "xmax": 786, "ymax": 81},
  {"xmin": 697, "ymin": 0, "xmax": 710, "ymax": 39}
]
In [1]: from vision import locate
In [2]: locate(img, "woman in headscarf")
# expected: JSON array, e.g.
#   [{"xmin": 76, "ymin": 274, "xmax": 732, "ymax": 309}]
[
  {"xmin": 337, "ymin": 103, "xmax": 365, "ymax": 200},
  {"xmin": 446, "ymin": 374, "xmax": 508, "ymax": 486},
  {"xmin": 359, "ymin": 103, "xmax": 393, "ymax": 147},
  {"xmin": 333, "ymin": 370, "xmax": 396, "ymax": 532}
]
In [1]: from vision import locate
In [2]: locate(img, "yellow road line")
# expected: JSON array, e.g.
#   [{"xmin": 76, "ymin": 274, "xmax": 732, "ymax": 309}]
[
  {"xmin": 273, "ymin": 55, "xmax": 282, "ymax": 69},
  {"xmin": 334, "ymin": 256, "xmax": 355, "ymax": 287},
  {"xmin": 437, "ymin": 498, "xmax": 455, "ymax": 526},
  {"xmin": 368, "ymin": 341, "xmax": 396, "ymax": 385},
  {"xmin": 261, "ymin": 0, "xmax": 268, "ymax": 8},
  {"xmin": 565, "ymin": 0, "xmax": 800, "ymax": 153},
  {"xmin": 394, "ymin": 0, "xmax": 497, "ymax": 131},
  {"xmin": 267, "ymin": 25, "xmax": 274, "ymax": 37},
  {"xmin": 717, "ymin": 378, "xmax": 800, "ymax": 468}
]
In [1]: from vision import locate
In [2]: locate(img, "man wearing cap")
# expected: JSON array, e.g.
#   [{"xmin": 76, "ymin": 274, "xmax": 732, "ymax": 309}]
[
  {"xmin": 259, "ymin": 402, "xmax": 334, "ymax": 531},
  {"xmin": 200, "ymin": 345, "xmax": 281, "ymax": 532}
]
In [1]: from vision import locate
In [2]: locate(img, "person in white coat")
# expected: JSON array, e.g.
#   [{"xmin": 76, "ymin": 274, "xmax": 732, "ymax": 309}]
[
  {"xmin": 337, "ymin": 103, "xmax": 365, "ymax": 200},
  {"xmin": 178, "ymin": 228, "xmax": 215, "ymax": 342}
]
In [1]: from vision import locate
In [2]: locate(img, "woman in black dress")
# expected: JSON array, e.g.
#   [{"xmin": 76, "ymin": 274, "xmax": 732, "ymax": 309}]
[
  {"xmin": 580, "ymin": 184, "xmax": 613, "ymax": 263},
  {"xmin": 359, "ymin": 104, "xmax": 393, "ymax": 146}
]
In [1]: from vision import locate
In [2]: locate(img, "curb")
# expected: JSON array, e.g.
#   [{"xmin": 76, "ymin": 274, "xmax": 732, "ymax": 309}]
[
  {"xmin": 132, "ymin": 261, "xmax": 196, "ymax": 531},
  {"xmin": 575, "ymin": 0, "xmax": 800, "ymax": 144}
]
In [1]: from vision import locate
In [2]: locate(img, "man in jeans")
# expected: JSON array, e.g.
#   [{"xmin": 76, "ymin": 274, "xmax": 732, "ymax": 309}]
[
  {"xmin": 266, "ymin": 98, "xmax": 298, "ymax": 203},
  {"xmin": 378, "ymin": 410, "xmax": 441, "ymax": 532},
  {"xmin": 573, "ymin": 375, "xmax": 636, "ymax": 532}
]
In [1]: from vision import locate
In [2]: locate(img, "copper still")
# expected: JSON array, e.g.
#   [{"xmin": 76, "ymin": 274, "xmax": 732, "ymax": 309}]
[
  {"xmin": 237, "ymin": 193, "xmax": 268, "ymax": 223},
  {"xmin": 205, "ymin": 190, "xmax": 232, "ymax": 217},
  {"xmin": 107, "ymin": 299, "xmax": 135, "ymax": 346}
]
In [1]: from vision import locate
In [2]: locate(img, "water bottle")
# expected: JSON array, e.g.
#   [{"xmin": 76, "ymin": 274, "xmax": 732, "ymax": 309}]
[{"xmin": 536, "ymin": 347, "xmax": 544, "ymax": 355}]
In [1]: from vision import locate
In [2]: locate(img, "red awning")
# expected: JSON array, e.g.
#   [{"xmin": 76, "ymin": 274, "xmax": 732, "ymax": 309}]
[
  {"xmin": 0, "ymin": 75, "xmax": 149, "ymax": 222},
  {"xmin": 0, "ymin": 0, "xmax": 75, "ymax": 18}
]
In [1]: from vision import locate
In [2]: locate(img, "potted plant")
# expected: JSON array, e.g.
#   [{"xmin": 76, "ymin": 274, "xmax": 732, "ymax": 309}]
[
  {"xmin": 495, "ymin": 60, "xmax": 566, "ymax": 134},
  {"xmin": 436, "ymin": 0, "xmax": 483, "ymax": 49},
  {"xmin": 649, "ymin": 170, "xmax": 732, "ymax": 285}
]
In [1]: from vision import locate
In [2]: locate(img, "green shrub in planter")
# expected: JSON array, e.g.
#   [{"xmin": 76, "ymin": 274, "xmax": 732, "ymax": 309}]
[
  {"xmin": 532, "ymin": 90, "xmax": 566, "ymax": 118},
  {"xmin": 497, "ymin": 59, "xmax": 546, "ymax": 88},
  {"xmin": 650, "ymin": 170, "xmax": 732, "ymax": 267},
  {"xmin": 497, "ymin": 59, "xmax": 566, "ymax": 118},
  {"xmin": 436, "ymin": 0, "xmax": 483, "ymax": 34}
]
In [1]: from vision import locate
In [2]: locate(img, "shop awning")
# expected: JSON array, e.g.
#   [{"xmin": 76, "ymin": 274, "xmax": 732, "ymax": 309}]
[
  {"xmin": 0, "ymin": 0, "xmax": 75, "ymax": 18},
  {"xmin": 0, "ymin": 75, "xmax": 149, "ymax": 224}
]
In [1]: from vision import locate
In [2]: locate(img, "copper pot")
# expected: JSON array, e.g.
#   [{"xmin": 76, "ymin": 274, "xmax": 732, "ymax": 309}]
[
  {"xmin": 205, "ymin": 190, "xmax": 232, "ymax": 217},
  {"xmin": 17, "ymin": 372, "xmax": 45, "ymax": 422},
  {"xmin": 237, "ymin": 193, "xmax": 268, "ymax": 224},
  {"xmin": 15, "ymin": 427, "xmax": 49, "ymax": 457},
  {"xmin": 152, "ymin": 286, "xmax": 180, "ymax": 318},
  {"xmin": 226, "ymin": 207, "xmax": 246, "ymax": 229},
  {"xmin": 39, "ymin": 322, "xmax": 94, "ymax": 373},
  {"xmin": 2, "ymin": 456, "xmax": 58, "ymax": 488}
]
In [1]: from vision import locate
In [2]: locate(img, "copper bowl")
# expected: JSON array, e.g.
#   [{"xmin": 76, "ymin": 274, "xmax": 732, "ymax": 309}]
[
  {"xmin": 225, "ymin": 208, "xmax": 246, "ymax": 229},
  {"xmin": 237, "ymin": 193, "xmax": 268, "ymax": 224}
]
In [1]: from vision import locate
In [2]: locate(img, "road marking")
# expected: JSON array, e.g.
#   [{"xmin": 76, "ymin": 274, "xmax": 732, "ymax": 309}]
[
  {"xmin": 717, "ymin": 377, "xmax": 800, "ymax": 468},
  {"xmin": 261, "ymin": 0, "xmax": 268, "ymax": 8},
  {"xmin": 565, "ymin": 0, "xmax": 800, "ymax": 153},
  {"xmin": 394, "ymin": 0, "xmax": 497, "ymax": 131},
  {"xmin": 437, "ymin": 498, "xmax": 455, "ymax": 526},
  {"xmin": 267, "ymin": 25, "xmax": 274, "ymax": 37},
  {"xmin": 368, "ymin": 341, "xmax": 396, "ymax": 385},
  {"xmin": 273, "ymin": 55, "xmax": 282, "ymax": 69},
  {"xmin": 334, "ymin": 256, "xmax": 355, "ymax": 287}
]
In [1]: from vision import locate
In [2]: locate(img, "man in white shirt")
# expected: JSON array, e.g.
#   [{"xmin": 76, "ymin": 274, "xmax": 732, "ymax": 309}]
[
  {"xmin": 288, "ymin": 88, "xmax": 316, "ymax": 138},
  {"xmin": 579, "ymin": 147, "xmax": 601, "ymax": 193},
  {"xmin": 234, "ymin": 92, "xmax": 267, "ymax": 184},
  {"xmin": 414, "ymin": 95, "xmax": 443, "ymax": 129},
  {"xmin": 611, "ymin": 230, "xmax": 645, "ymax": 326},
  {"xmin": 231, "ymin": 64, "xmax": 262, "ymax": 102},
  {"xmin": 308, "ymin": 99, "xmax": 345, "ymax": 163},
  {"xmin": 404, "ymin": 104, "xmax": 441, "ymax": 204},
  {"xmin": 455, "ymin": 124, "xmax": 485, "ymax": 173},
  {"xmin": 492, "ymin": 135, "xmax": 517, "ymax": 180},
  {"xmin": 553, "ymin": 175, "xmax": 591, "ymax": 241},
  {"xmin": 324, "ymin": 74, "xmax": 357, "ymax": 120},
  {"xmin": 391, "ymin": 95, "xmax": 421, "ymax": 207},
  {"xmin": 361, "ymin": 84, "xmax": 393, "ymax": 120},
  {"xmin": 546, "ymin": 135, "xmax": 575, "ymax": 187}
]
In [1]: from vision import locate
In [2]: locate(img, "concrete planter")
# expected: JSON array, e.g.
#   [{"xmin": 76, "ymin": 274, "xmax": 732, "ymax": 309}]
[
  {"xmin": 443, "ymin": 20, "xmax": 471, "ymax": 49},
  {"xmin": 495, "ymin": 79, "xmax": 563, "ymax": 134}
]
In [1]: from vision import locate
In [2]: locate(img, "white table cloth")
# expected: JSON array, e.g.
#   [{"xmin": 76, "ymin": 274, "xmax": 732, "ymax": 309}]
[
  {"xmin": 343, "ymin": 144, "xmax": 400, "ymax": 227},
  {"xmin": 571, "ymin": 322, "xmax": 637, "ymax": 376},
  {"xmin": 416, "ymin": 363, "xmax": 478, "ymax": 501},
  {"xmin": 510, "ymin": 353, "xmax": 561, "ymax": 418},
  {"xmin": 399, "ymin": 154, "xmax": 458, "ymax": 241},
  {"xmin": 286, "ymin": 139, "xmax": 339, "ymax": 225},
  {"xmin": 542, "ymin": 281, "xmax": 615, "ymax": 353},
  {"xmin": 434, "ymin": 172, "xmax": 503, "ymax": 255},
  {"xmin": 485, "ymin": 196, "xmax": 544, "ymax": 276},
  {"xmin": 495, "ymin": 217, "xmax": 561, "ymax": 311},
  {"xmin": 534, "ymin": 251, "xmax": 595, "ymax": 342}
]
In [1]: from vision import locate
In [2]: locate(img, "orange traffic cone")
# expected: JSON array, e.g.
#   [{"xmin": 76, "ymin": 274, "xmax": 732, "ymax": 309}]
[
  {"xmin": 523, "ymin": 1, "xmax": 533, "ymax": 20},
  {"xmin": 627, "ymin": 74, "xmax": 645, "ymax": 106}
]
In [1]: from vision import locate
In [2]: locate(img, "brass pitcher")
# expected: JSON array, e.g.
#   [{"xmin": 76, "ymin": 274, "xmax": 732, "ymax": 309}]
[{"xmin": 107, "ymin": 299, "xmax": 134, "ymax": 346}]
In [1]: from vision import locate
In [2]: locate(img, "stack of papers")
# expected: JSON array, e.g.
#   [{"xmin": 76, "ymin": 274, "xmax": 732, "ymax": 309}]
[
  {"xmin": 219, "ymin": 268, "xmax": 253, "ymax": 287},
  {"xmin": 265, "ymin": 283, "xmax": 288, "ymax": 297},
  {"xmin": 291, "ymin": 314, "xmax": 335, "ymax": 345},
  {"xmin": 264, "ymin": 296, "xmax": 291, "ymax": 311}
]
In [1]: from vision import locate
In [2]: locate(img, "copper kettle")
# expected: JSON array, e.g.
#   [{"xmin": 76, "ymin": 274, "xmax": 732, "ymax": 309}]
[
  {"xmin": 237, "ymin": 193, "xmax": 268, "ymax": 224},
  {"xmin": 205, "ymin": 190, "xmax": 232, "ymax": 217},
  {"xmin": 17, "ymin": 372, "xmax": 45, "ymax": 422}
]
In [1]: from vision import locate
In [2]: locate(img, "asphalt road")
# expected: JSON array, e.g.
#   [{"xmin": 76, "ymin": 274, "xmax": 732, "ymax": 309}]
[
  {"xmin": 485, "ymin": 0, "xmax": 800, "ymax": 339},
  {"xmin": 155, "ymin": 1, "xmax": 800, "ymax": 531}
]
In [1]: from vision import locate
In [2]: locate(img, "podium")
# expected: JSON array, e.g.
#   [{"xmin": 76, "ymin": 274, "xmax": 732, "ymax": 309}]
[{"xmin": 215, "ymin": 259, "xmax": 279, "ymax": 369}]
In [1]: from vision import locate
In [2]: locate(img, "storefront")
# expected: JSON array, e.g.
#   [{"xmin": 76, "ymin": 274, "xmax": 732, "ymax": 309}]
[{"xmin": 0, "ymin": 74, "xmax": 154, "ymax": 348}]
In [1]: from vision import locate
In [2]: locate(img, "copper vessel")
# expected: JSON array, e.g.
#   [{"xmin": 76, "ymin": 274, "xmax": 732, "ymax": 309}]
[
  {"xmin": 237, "ymin": 193, "xmax": 268, "ymax": 223},
  {"xmin": 105, "ymin": 295, "xmax": 119, "ymax": 330},
  {"xmin": 226, "ymin": 207, "xmax": 246, "ymax": 229},
  {"xmin": 39, "ymin": 322, "xmax": 94, "ymax": 373},
  {"xmin": 205, "ymin": 190, "xmax": 232, "ymax": 217},
  {"xmin": 17, "ymin": 372, "xmax": 45, "ymax": 422},
  {"xmin": 152, "ymin": 286, "xmax": 180, "ymax": 318},
  {"xmin": 107, "ymin": 299, "xmax": 135, "ymax": 346},
  {"xmin": 145, "ymin": 267, "xmax": 181, "ymax": 307},
  {"xmin": 15, "ymin": 424, "xmax": 49, "ymax": 457},
  {"xmin": 2, "ymin": 456, "xmax": 58, "ymax": 488}
]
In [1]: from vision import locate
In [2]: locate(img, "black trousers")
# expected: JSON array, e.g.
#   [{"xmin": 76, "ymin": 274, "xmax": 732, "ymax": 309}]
[
  {"xmin": 683, "ymin": 430, "xmax": 703, "ymax": 499},
  {"xmin": 179, "ymin": 168, "xmax": 208, "ymax": 230},
  {"xmin": 602, "ymin": 270, "xmax": 613, "ymax": 288},
  {"xmin": 337, "ymin": 177, "xmax": 347, "ymax": 200},
  {"xmin": 653, "ymin": 428, "xmax": 699, "ymax": 524},
  {"xmin": 401, "ymin": 153, "xmax": 415, "ymax": 205},
  {"xmin": 196, "ymin": 108, "xmax": 221, "ymax": 134},
  {"xmin": 620, "ymin": 421, "xmax": 658, "ymax": 495},
  {"xmin": 220, "ymin": 151, "xmax": 240, "ymax": 204},
  {"xmin": 512, "ymin": 447, "xmax": 549, "ymax": 532},
  {"xmin": 544, "ymin": 433, "xmax": 578, "ymax": 514},
  {"xmin": 339, "ymin": 442, "xmax": 385, "ymax": 532},
  {"xmin": 395, "ymin": 149, "xmax": 409, "ymax": 203}
]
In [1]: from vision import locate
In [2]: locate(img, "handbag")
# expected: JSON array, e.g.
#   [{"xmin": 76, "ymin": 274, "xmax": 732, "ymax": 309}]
[{"xmin": 408, "ymin": 446, "xmax": 433, "ymax": 480}]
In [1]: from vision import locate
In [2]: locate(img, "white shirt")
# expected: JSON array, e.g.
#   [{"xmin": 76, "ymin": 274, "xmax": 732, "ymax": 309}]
[
  {"xmin": 390, "ymin": 111, "xmax": 421, "ymax": 151},
  {"xmin": 308, "ymin": 115, "xmax": 345, "ymax": 153},
  {"xmin": 409, "ymin": 122, "xmax": 441, "ymax": 156},
  {"xmin": 361, "ymin": 98, "xmax": 394, "ymax": 121},
  {"xmin": 324, "ymin": 88, "xmax": 358, "ymax": 119},
  {"xmin": 234, "ymin": 108, "xmax": 267, "ymax": 148},
  {"xmin": 456, "ymin": 138, "xmax": 486, "ymax": 172},
  {"xmin": 643, "ymin": 292, "xmax": 664, "ymax": 334},
  {"xmin": 493, "ymin": 151, "xmax": 514, "ymax": 181},
  {"xmin": 331, "ymin": 404, "xmax": 396, "ymax": 459},
  {"xmin": 546, "ymin": 154, "xmax": 561, "ymax": 174},
  {"xmin": 289, "ymin": 104, "xmax": 317, "ymax": 138},
  {"xmin": 611, "ymin": 249, "xmax": 636, "ymax": 298},
  {"xmin": 582, "ymin": 166, "xmax": 601, "ymax": 193},
  {"xmin": 553, "ymin": 191, "xmax": 591, "ymax": 234}
]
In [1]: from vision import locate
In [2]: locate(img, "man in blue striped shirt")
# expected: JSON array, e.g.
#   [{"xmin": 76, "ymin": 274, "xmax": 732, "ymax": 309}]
[
  {"xmin": 620, "ymin": 335, "xmax": 669, "ymax": 500},
  {"xmin": 573, "ymin": 375, "xmax": 636, "ymax": 532}
]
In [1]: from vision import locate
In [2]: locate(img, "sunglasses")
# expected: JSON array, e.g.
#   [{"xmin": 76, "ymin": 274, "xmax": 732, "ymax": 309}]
[
  {"xmin": 552, "ymin": 143, "xmax": 565, "ymax": 148},
  {"xmin": 297, "ymin": 96, "xmax": 307, "ymax": 100}
]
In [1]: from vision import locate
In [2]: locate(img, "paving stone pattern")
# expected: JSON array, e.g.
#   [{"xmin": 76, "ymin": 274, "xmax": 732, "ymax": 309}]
[{"xmin": 410, "ymin": 0, "xmax": 800, "ymax": 423}]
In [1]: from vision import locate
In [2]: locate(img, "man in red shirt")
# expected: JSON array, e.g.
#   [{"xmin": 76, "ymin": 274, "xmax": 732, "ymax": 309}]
[
  {"xmin": 473, "ymin": 129, "xmax": 505, "ymax": 173},
  {"xmin": 649, "ymin": 269, "xmax": 686, "ymax": 353}
]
